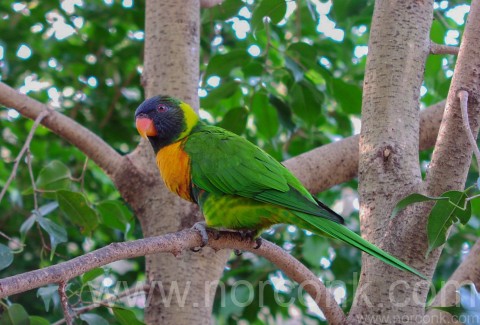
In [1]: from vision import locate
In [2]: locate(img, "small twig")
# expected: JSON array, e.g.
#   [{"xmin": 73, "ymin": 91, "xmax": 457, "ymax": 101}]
[
  {"xmin": 434, "ymin": 10, "xmax": 455, "ymax": 30},
  {"xmin": 458, "ymin": 90, "xmax": 480, "ymax": 173},
  {"xmin": 58, "ymin": 281, "xmax": 73, "ymax": 325},
  {"xmin": 262, "ymin": 18, "xmax": 271, "ymax": 58},
  {"xmin": 79, "ymin": 157, "xmax": 88, "ymax": 192},
  {"xmin": 0, "ymin": 111, "xmax": 49, "ymax": 205},
  {"xmin": 467, "ymin": 192, "xmax": 480, "ymax": 202},
  {"xmin": 0, "ymin": 231, "xmax": 13, "ymax": 241},
  {"xmin": 70, "ymin": 157, "xmax": 89, "ymax": 192},
  {"xmin": 35, "ymin": 222, "xmax": 50, "ymax": 257},
  {"xmin": 26, "ymin": 150, "xmax": 38, "ymax": 210},
  {"xmin": 430, "ymin": 41, "xmax": 460, "ymax": 55},
  {"xmin": 52, "ymin": 284, "xmax": 151, "ymax": 325}
]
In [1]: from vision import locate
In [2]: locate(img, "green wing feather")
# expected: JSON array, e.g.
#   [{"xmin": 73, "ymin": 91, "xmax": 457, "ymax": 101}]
[{"xmin": 184, "ymin": 124, "xmax": 344, "ymax": 224}]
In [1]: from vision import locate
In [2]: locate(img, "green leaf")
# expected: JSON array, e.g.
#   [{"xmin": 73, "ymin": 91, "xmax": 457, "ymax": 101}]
[
  {"xmin": 201, "ymin": 81, "xmax": 240, "ymax": 109},
  {"xmin": 284, "ymin": 56, "xmax": 304, "ymax": 83},
  {"xmin": 80, "ymin": 314, "xmax": 109, "ymax": 325},
  {"xmin": 97, "ymin": 200, "xmax": 132, "ymax": 235},
  {"xmin": 112, "ymin": 307, "xmax": 145, "ymax": 325},
  {"xmin": 251, "ymin": 92, "xmax": 279, "ymax": 139},
  {"xmin": 251, "ymin": 0, "xmax": 287, "ymax": 32},
  {"xmin": 205, "ymin": 0, "xmax": 243, "ymax": 21},
  {"xmin": 19, "ymin": 216, "xmax": 36, "ymax": 243},
  {"xmin": 82, "ymin": 268, "xmax": 105, "ymax": 284},
  {"xmin": 57, "ymin": 190, "xmax": 99, "ymax": 234},
  {"xmin": 21, "ymin": 202, "xmax": 59, "ymax": 243},
  {"xmin": 331, "ymin": 79, "xmax": 362, "ymax": 114},
  {"xmin": 205, "ymin": 50, "xmax": 251, "ymax": 78},
  {"xmin": 0, "ymin": 244, "xmax": 14, "ymax": 271},
  {"xmin": 430, "ymin": 20, "xmax": 446, "ymax": 44},
  {"xmin": 286, "ymin": 42, "xmax": 317, "ymax": 69},
  {"xmin": 290, "ymin": 81, "xmax": 324, "ymax": 125},
  {"xmin": 35, "ymin": 160, "xmax": 72, "ymax": 192},
  {"xmin": 269, "ymin": 95, "xmax": 295, "ymax": 130},
  {"xmin": 36, "ymin": 216, "xmax": 67, "ymax": 259},
  {"xmin": 37, "ymin": 201, "xmax": 60, "ymax": 217},
  {"xmin": 431, "ymin": 284, "xmax": 480, "ymax": 325},
  {"xmin": 37, "ymin": 285, "xmax": 59, "ymax": 312},
  {"xmin": 0, "ymin": 304, "xmax": 29, "ymax": 325},
  {"xmin": 218, "ymin": 106, "xmax": 249, "ymax": 135},
  {"xmin": 330, "ymin": 0, "xmax": 370, "ymax": 23},
  {"xmin": 427, "ymin": 191, "xmax": 472, "ymax": 257},
  {"xmin": 28, "ymin": 316, "xmax": 50, "ymax": 325},
  {"xmin": 391, "ymin": 193, "xmax": 449, "ymax": 218},
  {"xmin": 242, "ymin": 61, "xmax": 264, "ymax": 77}
]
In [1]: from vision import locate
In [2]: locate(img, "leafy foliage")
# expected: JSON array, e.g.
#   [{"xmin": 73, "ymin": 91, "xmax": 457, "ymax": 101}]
[{"xmin": 0, "ymin": 0, "xmax": 473, "ymax": 323}]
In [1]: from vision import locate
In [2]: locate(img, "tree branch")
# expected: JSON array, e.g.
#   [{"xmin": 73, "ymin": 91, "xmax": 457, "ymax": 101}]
[
  {"xmin": 284, "ymin": 100, "xmax": 445, "ymax": 194},
  {"xmin": 424, "ymin": 0, "xmax": 480, "ymax": 197},
  {"xmin": 0, "ymin": 229, "xmax": 346, "ymax": 325},
  {"xmin": 0, "ymin": 82, "xmax": 124, "ymax": 178},
  {"xmin": 430, "ymin": 41, "xmax": 460, "ymax": 55},
  {"xmin": 58, "ymin": 281, "xmax": 73, "ymax": 325},
  {"xmin": 459, "ymin": 90, "xmax": 480, "ymax": 173}
]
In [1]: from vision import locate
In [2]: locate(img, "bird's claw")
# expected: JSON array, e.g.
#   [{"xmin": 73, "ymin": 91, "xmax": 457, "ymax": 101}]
[
  {"xmin": 238, "ymin": 229, "xmax": 258, "ymax": 241},
  {"xmin": 254, "ymin": 237, "xmax": 262, "ymax": 249},
  {"xmin": 234, "ymin": 249, "xmax": 243, "ymax": 256},
  {"xmin": 191, "ymin": 222, "xmax": 209, "ymax": 252},
  {"xmin": 211, "ymin": 228, "xmax": 221, "ymax": 240},
  {"xmin": 233, "ymin": 232, "xmax": 262, "ymax": 256}
]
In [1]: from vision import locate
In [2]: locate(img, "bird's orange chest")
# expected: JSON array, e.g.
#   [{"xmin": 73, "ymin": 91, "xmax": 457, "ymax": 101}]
[{"xmin": 156, "ymin": 140, "xmax": 193, "ymax": 202}]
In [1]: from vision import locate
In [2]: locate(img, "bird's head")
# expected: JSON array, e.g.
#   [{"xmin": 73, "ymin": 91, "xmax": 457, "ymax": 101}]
[{"xmin": 135, "ymin": 95, "xmax": 199, "ymax": 151}]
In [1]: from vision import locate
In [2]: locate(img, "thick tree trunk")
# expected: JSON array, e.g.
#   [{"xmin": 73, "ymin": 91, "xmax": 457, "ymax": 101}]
[
  {"xmin": 126, "ymin": 1, "xmax": 229, "ymax": 323},
  {"xmin": 349, "ymin": 1, "xmax": 434, "ymax": 323}
]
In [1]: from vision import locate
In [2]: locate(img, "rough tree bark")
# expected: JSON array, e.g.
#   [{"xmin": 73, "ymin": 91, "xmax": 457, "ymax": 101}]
[{"xmin": 350, "ymin": 0, "xmax": 433, "ymax": 323}]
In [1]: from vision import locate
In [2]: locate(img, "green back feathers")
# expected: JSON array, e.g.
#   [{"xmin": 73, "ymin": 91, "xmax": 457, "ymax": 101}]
[{"xmin": 184, "ymin": 124, "xmax": 345, "ymax": 224}]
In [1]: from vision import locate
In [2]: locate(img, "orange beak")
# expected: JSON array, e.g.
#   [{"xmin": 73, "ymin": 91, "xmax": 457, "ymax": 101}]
[{"xmin": 135, "ymin": 117, "xmax": 157, "ymax": 138}]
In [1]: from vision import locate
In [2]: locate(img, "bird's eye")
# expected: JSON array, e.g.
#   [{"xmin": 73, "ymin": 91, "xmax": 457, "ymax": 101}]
[{"xmin": 157, "ymin": 105, "xmax": 168, "ymax": 112}]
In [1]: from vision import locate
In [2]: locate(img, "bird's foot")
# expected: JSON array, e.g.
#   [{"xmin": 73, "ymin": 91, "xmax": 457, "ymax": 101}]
[
  {"xmin": 191, "ymin": 222, "xmax": 209, "ymax": 252},
  {"xmin": 190, "ymin": 222, "xmax": 222, "ymax": 252},
  {"xmin": 238, "ymin": 229, "xmax": 258, "ymax": 241},
  {"xmin": 234, "ymin": 249, "xmax": 243, "ymax": 256},
  {"xmin": 253, "ymin": 237, "xmax": 262, "ymax": 249},
  {"xmin": 233, "ymin": 230, "xmax": 262, "ymax": 255}
]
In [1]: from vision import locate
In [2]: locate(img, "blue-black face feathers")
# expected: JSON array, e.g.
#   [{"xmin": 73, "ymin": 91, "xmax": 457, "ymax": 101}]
[{"xmin": 135, "ymin": 96, "xmax": 185, "ymax": 151}]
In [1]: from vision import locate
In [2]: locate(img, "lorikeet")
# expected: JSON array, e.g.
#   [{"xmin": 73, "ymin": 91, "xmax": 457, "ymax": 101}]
[{"xmin": 135, "ymin": 95, "xmax": 425, "ymax": 278}]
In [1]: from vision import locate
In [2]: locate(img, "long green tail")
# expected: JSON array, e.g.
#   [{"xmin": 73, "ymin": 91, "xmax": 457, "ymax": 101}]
[{"xmin": 294, "ymin": 212, "xmax": 427, "ymax": 279}]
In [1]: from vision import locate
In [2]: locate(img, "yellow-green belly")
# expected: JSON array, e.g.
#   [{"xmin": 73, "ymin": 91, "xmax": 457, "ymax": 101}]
[{"xmin": 197, "ymin": 191, "xmax": 295, "ymax": 232}]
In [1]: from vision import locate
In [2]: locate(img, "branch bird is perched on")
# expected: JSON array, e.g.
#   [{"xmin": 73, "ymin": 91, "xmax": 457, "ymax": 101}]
[{"xmin": 135, "ymin": 95, "xmax": 425, "ymax": 279}]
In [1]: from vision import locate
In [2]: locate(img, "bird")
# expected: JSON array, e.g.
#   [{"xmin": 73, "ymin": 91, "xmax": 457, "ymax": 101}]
[{"xmin": 134, "ymin": 95, "xmax": 425, "ymax": 279}]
